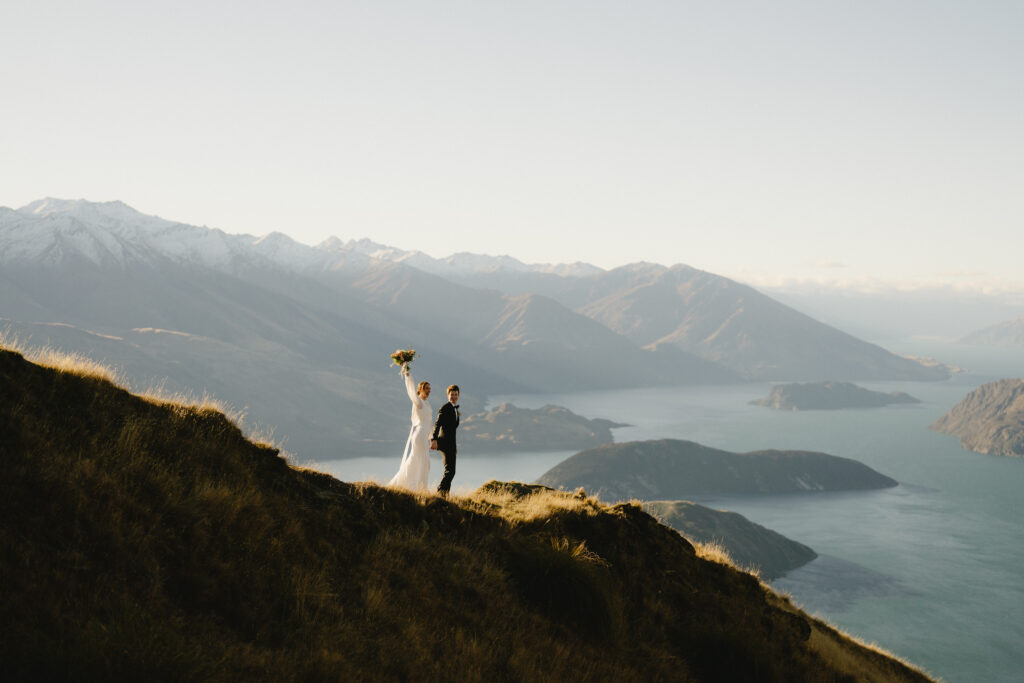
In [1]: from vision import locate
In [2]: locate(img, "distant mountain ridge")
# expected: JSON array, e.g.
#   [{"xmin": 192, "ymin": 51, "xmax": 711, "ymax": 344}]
[
  {"xmin": 1, "ymin": 198, "xmax": 603, "ymax": 277},
  {"xmin": 0, "ymin": 198, "xmax": 947, "ymax": 460},
  {"xmin": 960, "ymin": 316, "xmax": 1024, "ymax": 348}
]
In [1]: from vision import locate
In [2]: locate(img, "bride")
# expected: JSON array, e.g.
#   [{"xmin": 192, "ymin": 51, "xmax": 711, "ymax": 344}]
[{"xmin": 387, "ymin": 364, "xmax": 432, "ymax": 490}]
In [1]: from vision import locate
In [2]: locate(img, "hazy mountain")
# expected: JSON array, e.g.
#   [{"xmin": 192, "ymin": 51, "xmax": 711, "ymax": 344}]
[
  {"xmin": 421, "ymin": 261, "xmax": 951, "ymax": 381},
  {"xmin": 570, "ymin": 265, "xmax": 948, "ymax": 381},
  {"xmin": 536, "ymin": 439, "xmax": 899, "ymax": 501},
  {"xmin": 764, "ymin": 284, "xmax": 1024, "ymax": 342},
  {"xmin": 750, "ymin": 381, "xmax": 921, "ymax": 411},
  {"xmin": 0, "ymin": 198, "xmax": 947, "ymax": 460},
  {"xmin": 930, "ymin": 379, "xmax": 1024, "ymax": 457},
  {"xmin": 0, "ymin": 199, "xmax": 733, "ymax": 460},
  {"xmin": 960, "ymin": 317, "xmax": 1024, "ymax": 348}
]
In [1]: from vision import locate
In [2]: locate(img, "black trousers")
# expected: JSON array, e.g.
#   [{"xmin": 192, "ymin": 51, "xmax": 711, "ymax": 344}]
[{"xmin": 438, "ymin": 448, "xmax": 456, "ymax": 495}]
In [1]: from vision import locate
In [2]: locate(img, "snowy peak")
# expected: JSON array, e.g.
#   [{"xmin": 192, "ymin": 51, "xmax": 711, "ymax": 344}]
[
  {"xmin": 2, "ymin": 198, "xmax": 252, "ymax": 269},
  {"xmin": 2, "ymin": 197, "xmax": 604, "ymax": 278},
  {"xmin": 18, "ymin": 198, "xmax": 172, "ymax": 234}
]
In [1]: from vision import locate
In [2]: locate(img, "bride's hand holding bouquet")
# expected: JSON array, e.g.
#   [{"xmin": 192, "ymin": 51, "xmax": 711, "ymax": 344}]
[{"xmin": 390, "ymin": 349, "xmax": 417, "ymax": 374}]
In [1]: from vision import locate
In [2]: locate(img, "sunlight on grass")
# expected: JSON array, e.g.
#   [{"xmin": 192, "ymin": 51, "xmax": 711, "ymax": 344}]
[
  {"xmin": 1, "ymin": 338, "xmax": 937, "ymax": 682},
  {"xmin": 1, "ymin": 331, "xmax": 122, "ymax": 383},
  {"xmin": 0, "ymin": 334, "xmax": 283, "ymax": 452},
  {"xmin": 467, "ymin": 482, "xmax": 606, "ymax": 524},
  {"xmin": 692, "ymin": 539, "xmax": 761, "ymax": 579}
]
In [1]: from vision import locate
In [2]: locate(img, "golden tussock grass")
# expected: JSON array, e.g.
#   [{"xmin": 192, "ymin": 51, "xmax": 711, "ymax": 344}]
[
  {"xmin": 0, "ymin": 346, "xmax": 936, "ymax": 682},
  {"xmin": 0, "ymin": 333, "xmax": 282, "ymax": 452},
  {"xmin": 692, "ymin": 539, "xmax": 762, "ymax": 579},
  {"xmin": 0, "ymin": 330, "xmax": 122, "ymax": 383}
]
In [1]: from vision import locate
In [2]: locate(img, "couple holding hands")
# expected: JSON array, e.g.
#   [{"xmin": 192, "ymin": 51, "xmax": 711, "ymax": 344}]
[{"xmin": 387, "ymin": 354, "xmax": 460, "ymax": 497}]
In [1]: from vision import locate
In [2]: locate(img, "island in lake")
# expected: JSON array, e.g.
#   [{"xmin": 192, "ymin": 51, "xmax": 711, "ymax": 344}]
[
  {"xmin": 644, "ymin": 500, "xmax": 817, "ymax": 580},
  {"xmin": 930, "ymin": 378, "xmax": 1024, "ymax": 457},
  {"xmin": 536, "ymin": 439, "xmax": 899, "ymax": 501},
  {"xmin": 750, "ymin": 381, "xmax": 920, "ymax": 411},
  {"xmin": 460, "ymin": 403, "xmax": 628, "ymax": 452}
]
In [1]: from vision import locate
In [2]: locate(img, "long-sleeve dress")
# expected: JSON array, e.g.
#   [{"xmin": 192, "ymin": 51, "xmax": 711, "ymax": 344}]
[{"xmin": 387, "ymin": 370, "xmax": 432, "ymax": 490}]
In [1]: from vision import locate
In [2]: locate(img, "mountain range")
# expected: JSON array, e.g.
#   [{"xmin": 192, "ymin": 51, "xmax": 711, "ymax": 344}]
[
  {"xmin": 960, "ymin": 316, "xmax": 1024, "ymax": 348},
  {"xmin": 0, "ymin": 198, "xmax": 947, "ymax": 460}
]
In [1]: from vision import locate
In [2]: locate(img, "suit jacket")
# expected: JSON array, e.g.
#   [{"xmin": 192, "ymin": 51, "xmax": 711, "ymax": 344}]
[{"xmin": 431, "ymin": 402, "xmax": 459, "ymax": 455}]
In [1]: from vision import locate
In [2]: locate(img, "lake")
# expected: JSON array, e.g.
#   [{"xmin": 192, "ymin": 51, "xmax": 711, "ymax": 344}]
[{"xmin": 320, "ymin": 341, "xmax": 1024, "ymax": 682}]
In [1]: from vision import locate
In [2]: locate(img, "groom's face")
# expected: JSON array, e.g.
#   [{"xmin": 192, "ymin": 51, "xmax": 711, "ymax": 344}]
[{"xmin": 448, "ymin": 389, "xmax": 459, "ymax": 404}]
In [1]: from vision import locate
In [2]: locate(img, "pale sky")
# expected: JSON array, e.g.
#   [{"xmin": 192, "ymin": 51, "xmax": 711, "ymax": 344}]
[{"xmin": 2, "ymin": 1, "xmax": 1022, "ymax": 289}]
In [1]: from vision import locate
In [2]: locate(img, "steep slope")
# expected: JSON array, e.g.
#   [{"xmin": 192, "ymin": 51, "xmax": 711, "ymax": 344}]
[
  {"xmin": 930, "ymin": 379, "xmax": 1024, "ymax": 457},
  {"xmin": 0, "ymin": 348, "xmax": 931, "ymax": 681},
  {"xmin": 537, "ymin": 439, "xmax": 899, "ymax": 501}
]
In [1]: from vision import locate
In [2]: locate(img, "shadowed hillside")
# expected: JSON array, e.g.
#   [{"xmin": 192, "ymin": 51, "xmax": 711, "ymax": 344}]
[{"xmin": 0, "ymin": 348, "xmax": 932, "ymax": 681}]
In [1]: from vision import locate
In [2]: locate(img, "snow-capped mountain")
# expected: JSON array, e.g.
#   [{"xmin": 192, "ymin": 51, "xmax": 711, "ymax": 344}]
[
  {"xmin": 1, "ymin": 199, "xmax": 262, "ymax": 269},
  {"xmin": 0, "ymin": 198, "xmax": 602, "ymax": 279},
  {"xmin": 0, "ymin": 196, "xmax": 953, "ymax": 461}
]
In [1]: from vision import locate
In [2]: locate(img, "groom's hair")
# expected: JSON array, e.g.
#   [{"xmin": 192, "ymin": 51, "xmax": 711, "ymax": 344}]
[{"xmin": 447, "ymin": 385, "xmax": 460, "ymax": 394}]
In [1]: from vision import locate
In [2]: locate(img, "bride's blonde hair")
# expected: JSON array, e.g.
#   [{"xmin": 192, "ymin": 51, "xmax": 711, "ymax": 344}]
[{"xmin": 418, "ymin": 381, "xmax": 430, "ymax": 394}]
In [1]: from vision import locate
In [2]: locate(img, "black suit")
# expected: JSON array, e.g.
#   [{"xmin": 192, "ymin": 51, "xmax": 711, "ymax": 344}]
[{"xmin": 431, "ymin": 402, "xmax": 459, "ymax": 495}]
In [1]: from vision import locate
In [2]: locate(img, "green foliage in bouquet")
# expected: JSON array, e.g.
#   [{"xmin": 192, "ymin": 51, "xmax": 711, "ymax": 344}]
[{"xmin": 390, "ymin": 349, "xmax": 417, "ymax": 367}]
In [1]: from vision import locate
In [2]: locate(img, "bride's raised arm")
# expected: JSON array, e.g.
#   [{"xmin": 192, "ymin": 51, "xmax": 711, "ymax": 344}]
[{"xmin": 403, "ymin": 366, "xmax": 420, "ymax": 405}]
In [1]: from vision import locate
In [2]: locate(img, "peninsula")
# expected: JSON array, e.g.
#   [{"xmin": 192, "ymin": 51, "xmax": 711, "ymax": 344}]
[{"xmin": 930, "ymin": 378, "xmax": 1024, "ymax": 457}]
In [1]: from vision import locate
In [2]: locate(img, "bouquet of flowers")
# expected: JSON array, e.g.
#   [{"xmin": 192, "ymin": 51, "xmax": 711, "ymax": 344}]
[{"xmin": 390, "ymin": 349, "xmax": 417, "ymax": 369}]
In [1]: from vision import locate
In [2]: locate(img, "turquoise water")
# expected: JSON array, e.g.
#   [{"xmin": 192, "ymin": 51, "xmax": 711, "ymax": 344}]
[{"xmin": 323, "ymin": 342, "xmax": 1024, "ymax": 682}]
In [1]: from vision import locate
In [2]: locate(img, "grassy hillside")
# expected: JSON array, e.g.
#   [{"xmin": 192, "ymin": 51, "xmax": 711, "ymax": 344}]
[{"xmin": 0, "ymin": 347, "xmax": 932, "ymax": 681}]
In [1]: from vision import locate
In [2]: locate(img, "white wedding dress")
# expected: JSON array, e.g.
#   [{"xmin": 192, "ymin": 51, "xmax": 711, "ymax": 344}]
[{"xmin": 387, "ymin": 370, "xmax": 432, "ymax": 490}]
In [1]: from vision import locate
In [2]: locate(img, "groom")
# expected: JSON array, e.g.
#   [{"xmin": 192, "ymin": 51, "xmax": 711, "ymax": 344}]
[{"xmin": 430, "ymin": 384, "xmax": 460, "ymax": 497}]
